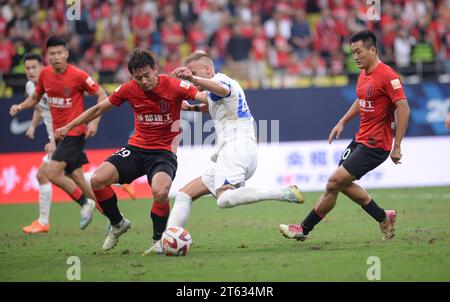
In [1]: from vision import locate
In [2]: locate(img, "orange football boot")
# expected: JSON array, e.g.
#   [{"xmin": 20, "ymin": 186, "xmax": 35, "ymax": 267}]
[
  {"xmin": 121, "ymin": 183, "xmax": 136, "ymax": 200},
  {"xmin": 22, "ymin": 220, "xmax": 50, "ymax": 234}
]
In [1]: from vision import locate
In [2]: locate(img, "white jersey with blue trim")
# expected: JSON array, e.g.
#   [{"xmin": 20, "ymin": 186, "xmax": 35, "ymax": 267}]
[
  {"xmin": 207, "ymin": 73, "xmax": 255, "ymax": 151},
  {"xmin": 26, "ymin": 80, "xmax": 53, "ymax": 140}
]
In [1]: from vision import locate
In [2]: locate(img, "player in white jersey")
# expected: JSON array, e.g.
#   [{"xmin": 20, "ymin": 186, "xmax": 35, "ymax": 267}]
[
  {"xmin": 21, "ymin": 54, "xmax": 54, "ymax": 234},
  {"xmin": 21, "ymin": 54, "xmax": 136, "ymax": 234},
  {"xmin": 143, "ymin": 51, "xmax": 305, "ymax": 254}
]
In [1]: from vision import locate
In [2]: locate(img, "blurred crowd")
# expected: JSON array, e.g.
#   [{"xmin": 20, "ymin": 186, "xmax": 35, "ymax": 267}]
[{"xmin": 1, "ymin": 0, "xmax": 450, "ymax": 89}]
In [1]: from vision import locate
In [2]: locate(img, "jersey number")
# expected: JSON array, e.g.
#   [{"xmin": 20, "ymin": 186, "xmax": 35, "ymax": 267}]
[
  {"xmin": 115, "ymin": 147, "xmax": 131, "ymax": 158},
  {"xmin": 238, "ymin": 93, "xmax": 251, "ymax": 118}
]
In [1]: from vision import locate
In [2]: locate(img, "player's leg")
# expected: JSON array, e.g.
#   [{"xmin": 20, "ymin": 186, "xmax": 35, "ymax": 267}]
[
  {"xmin": 47, "ymin": 160, "xmax": 86, "ymax": 204},
  {"xmin": 338, "ymin": 142, "xmax": 395, "ymax": 240},
  {"xmin": 149, "ymin": 171, "xmax": 173, "ymax": 243},
  {"xmin": 90, "ymin": 162, "xmax": 121, "ymax": 223},
  {"xmin": 213, "ymin": 139, "xmax": 305, "ymax": 208},
  {"xmin": 23, "ymin": 157, "xmax": 52, "ymax": 234},
  {"xmin": 36, "ymin": 160, "xmax": 52, "ymax": 226},
  {"xmin": 69, "ymin": 167, "xmax": 97, "ymax": 229},
  {"xmin": 85, "ymin": 170, "xmax": 136, "ymax": 200},
  {"xmin": 279, "ymin": 165, "xmax": 355, "ymax": 241},
  {"xmin": 91, "ymin": 161, "xmax": 131, "ymax": 251},
  {"xmin": 341, "ymin": 181, "xmax": 395, "ymax": 240},
  {"xmin": 142, "ymin": 176, "xmax": 209, "ymax": 256},
  {"xmin": 216, "ymin": 185, "xmax": 304, "ymax": 208},
  {"xmin": 280, "ymin": 141, "xmax": 395, "ymax": 241},
  {"xmin": 70, "ymin": 167, "xmax": 95, "ymax": 200},
  {"xmin": 93, "ymin": 147, "xmax": 143, "ymax": 251},
  {"xmin": 145, "ymin": 151, "xmax": 178, "ymax": 244},
  {"xmin": 166, "ymin": 177, "xmax": 211, "ymax": 229},
  {"xmin": 47, "ymin": 136, "xmax": 91, "ymax": 208}
]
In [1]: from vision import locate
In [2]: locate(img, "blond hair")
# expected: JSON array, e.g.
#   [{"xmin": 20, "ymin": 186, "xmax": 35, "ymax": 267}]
[{"xmin": 184, "ymin": 50, "xmax": 213, "ymax": 66}]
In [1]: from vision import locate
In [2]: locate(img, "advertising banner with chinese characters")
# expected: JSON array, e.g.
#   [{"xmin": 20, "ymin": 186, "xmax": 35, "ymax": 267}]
[
  {"xmin": 0, "ymin": 149, "xmax": 153, "ymax": 204},
  {"xmin": 1, "ymin": 138, "xmax": 449, "ymax": 204},
  {"xmin": 170, "ymin": 136, "xmax": 450, "ymax": 197}
]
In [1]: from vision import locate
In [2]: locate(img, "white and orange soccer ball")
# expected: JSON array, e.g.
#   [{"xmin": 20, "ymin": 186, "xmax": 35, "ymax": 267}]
[{"xmin": 160, "ymin": 227, "xmax": 192, "ymax": 256}]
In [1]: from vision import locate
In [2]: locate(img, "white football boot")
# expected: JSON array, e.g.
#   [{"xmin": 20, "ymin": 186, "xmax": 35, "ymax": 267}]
[
  {"xmin": 142, "ymin": 239, "xmax": 164, "ymax": 256},
  {"xmin": 282, "ymin": 185, "xmax": 305, "ymax": 204},
  {"xmin": 102, "ymin": 218, "xmax": 131, "ymax": 251},
  {"xmin": 80, "ymin": 199, "xmax": 96, "ymax": 230}
]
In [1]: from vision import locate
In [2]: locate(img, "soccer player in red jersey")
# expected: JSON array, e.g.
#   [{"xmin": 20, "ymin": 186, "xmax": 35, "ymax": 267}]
[
  {"xmin": 55, "ymin": 49, "xmax": 206, "ymax": 251},
  {"xmin": 280, "ymin": 30, "xmax": 410, "ymax": 242},
  {"xmin": 10, "ymin": 36, "xmax": 107, "ymax": 230}
]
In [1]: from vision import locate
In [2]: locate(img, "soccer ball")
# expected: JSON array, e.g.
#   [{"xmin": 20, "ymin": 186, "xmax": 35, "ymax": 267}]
[{"xmin": 160, "ymin": 227, "xmax": 192, "ymax": 256}]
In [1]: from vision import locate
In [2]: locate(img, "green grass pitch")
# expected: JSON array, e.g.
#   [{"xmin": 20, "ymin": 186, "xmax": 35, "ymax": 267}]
[{"xmin": 1, "ymin": 186, "xmax": 449, "ymax": 281}]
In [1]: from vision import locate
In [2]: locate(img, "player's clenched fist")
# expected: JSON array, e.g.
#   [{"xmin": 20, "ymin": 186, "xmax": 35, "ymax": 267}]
[
  {"xmin": 9, "ymin": 104, "xmax": 22, "ymax": 116},
  {"xmin": 55, "ymin": 126, "xmax": 69, "ymax": 140},
  {"xmin": 172, "ymin": 67, "xmax": 193, "ymax": 82}
]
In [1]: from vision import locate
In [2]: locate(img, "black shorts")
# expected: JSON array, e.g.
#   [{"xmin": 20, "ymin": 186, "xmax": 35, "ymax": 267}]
[
  {"xmin": 106, "ymin": 145, "xmax": 178, "ymax": 185},
  {"xmin": 338, "ymin": 140, "xmax": 390, "ymax": 180},
  {"xmin": 52, "ymin": 135, "xmax": 89, "ymax": 174}
]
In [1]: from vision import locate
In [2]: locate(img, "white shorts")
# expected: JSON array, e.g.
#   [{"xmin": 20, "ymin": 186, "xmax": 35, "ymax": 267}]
[{"xmin": 201, "ymin": 138, "xmax": 257, "ymax": 196}]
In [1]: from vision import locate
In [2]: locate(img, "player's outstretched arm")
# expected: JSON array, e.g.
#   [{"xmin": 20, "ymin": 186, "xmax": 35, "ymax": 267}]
[
  {"xmin": 85, "ymin": 87, "xmax": 108, "ymax": 138},
  {"xmin": 55, "ymin": 98, "xmax": 114, "ymax": 140},
  {"xmin": 9, "ymin": 92, "xmax": 43, "ymax": 117},
  {"xmin": 391, "ymin": 99, "xmax": 410, "ymax": 165},
  {"xmin": 328, "ymin": 99, "xmax": 360, "ymax": 144},
  {"xmin": 190, "ymin": 75, "xmax": 229, "ymax": 97},
  {"xmin": 26, "ymin": 107, "xmax": 43, "ymax": 140},
  {"xmin": 172, "ymin": 67, "xmax": 230, "ymax": 97}
]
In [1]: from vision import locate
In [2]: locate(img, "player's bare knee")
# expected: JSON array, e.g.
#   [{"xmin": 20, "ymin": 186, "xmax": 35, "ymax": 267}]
[
  {"xmin": 153, "ymin": 187, "xmax": 170, "ymax": 203},
  {"xmin": 90, "ymin": 173, "xmax": 108, "ymax": 191},
  {"xmin": 47, "ymin": 169, "xmax": 60, "ymax": 184},
  {"xmin": 36, "ymin": 169, "xmax": 48, "ymax": 184},
  {"xmin": 326, "ymin": 177, "xmax": 342, "ymax": 193}
]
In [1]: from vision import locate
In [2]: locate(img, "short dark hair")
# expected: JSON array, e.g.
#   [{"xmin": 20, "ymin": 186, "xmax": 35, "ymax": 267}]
[
  {"xmin": 46, "ymin": 36, "xmax": 66, "ymax": 49},
  {"xmin": 23, "ymin": 53, "xmax": 43, "ymax": 64},
  {"xmin": 350, "ymin": 30, "xmax": 377, "ymax": 50},
  {"xmin": 127, "ymin": 49, "xmax": 156, "ymax": 74}
]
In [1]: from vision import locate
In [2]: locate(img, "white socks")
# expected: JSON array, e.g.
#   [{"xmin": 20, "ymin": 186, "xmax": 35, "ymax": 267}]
[
  {"xmin": 38, "ymin": 183, "xmax": 52, "ymax": 225},
  {"xmin": 216, "ymin": 187, "xmax": 284, "ymax": 208},
  {"xmin": 167, "ymin": 192, "xmax": 192, "ymax": 228},
  {"xmin": 166, "ymin": 187, "xmax": 286, "ymax": 228}
]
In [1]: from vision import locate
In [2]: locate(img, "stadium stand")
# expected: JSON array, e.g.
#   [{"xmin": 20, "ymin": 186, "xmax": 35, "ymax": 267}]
[{"xmin": 0, "ymin": 0, "xmax": 449, "ymax": 95}]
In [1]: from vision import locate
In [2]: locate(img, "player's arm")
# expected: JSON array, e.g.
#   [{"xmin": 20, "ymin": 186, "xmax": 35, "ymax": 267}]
[
  {"xmin": 85, "ymin": 87, "xmax": 108, "ymax": 138},
  {"xmin": 9, "ymin": 92, "xmax": 43, "ymax": 117},
  {"xmin": 191, "ymin": 76, "xmax": 229, "ymax": 97},
  {"xmin": 391, "ymin": 99, "xmax": 410, "ymax": 165},
  {"xmin": 25, "ymin": 107, "xmax": 43, "ymax": 140},
  {"xmin": 55, "ymin": 98, "xmax": 114, "ymax": 140},
  {"xmin": 328, "ymin": 98, "xmax": 360, "ymax": 144},
  {"xmin": 181, "ymin": 100, "xmax": 209, "ymax": 112},
  {"xmin": 173, "ymin": 67, "xmax": 230, "ymax": 97}
]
